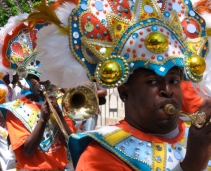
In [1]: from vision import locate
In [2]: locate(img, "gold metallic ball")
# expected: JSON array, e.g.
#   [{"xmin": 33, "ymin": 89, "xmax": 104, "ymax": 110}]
[
  {"xmin": 187, "ymin": 54, "xmax": 206, "ymax": 76},
  {"xmin": 145, "ymin": 32, "xmax": 169, "ymax": 54},
  {"xmin": 100, "ymin": 60, "xmax": 122, "ymax": 83}
]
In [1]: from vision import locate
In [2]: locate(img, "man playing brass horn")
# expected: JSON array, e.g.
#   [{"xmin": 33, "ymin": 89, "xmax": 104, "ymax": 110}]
[
  {"xmin": 22, "ymin": 0, "xmax": 211, "ymax": 170},
  {"xmin": 0, "ymin": 14, "xmax": 76, "ymax": 170}
]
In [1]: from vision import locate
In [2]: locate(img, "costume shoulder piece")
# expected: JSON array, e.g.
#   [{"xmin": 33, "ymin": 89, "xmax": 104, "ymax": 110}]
[
  {"xmin": 0, "ymin": 97, "xmax": 59, "ymax": 151},
  {"xmin": 69, "ymin": 122, "xmax": 210, "ymax": 171}
]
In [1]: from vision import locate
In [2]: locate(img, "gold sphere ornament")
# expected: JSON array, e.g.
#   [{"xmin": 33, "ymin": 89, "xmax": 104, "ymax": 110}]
[
  {"xmin": 145, "ymin": 32, "xmax": 169, "ymax": 54},
  {"xmin": 100, "ymin": 60, "xmax": 122, "ymax": 83},
  {"xmin": 187, "ymin": 54, "xmax": 206, "ymax": 76}
]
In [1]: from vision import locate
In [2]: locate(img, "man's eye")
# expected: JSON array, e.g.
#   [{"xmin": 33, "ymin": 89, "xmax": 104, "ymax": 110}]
[
  {"xmin": 147, "ymin": 80, "xmax": 157, "ymax": 84},
  {"xmin": 170, "ymin": 79, "xmax": 180, "ymax": 84}
]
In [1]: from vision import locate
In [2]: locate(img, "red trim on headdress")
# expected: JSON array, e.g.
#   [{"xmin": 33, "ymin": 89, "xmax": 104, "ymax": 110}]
[
  {"xmin": 2, "ymin": 23, "xmax": 29, "ymax": 68},
  {"xmin": 2, "ymin": 41, "xmax": 11, "ymax": 68},
  {"xmin": 2, "ymin": 21, "xmax": 45, "ymax": 69},
  {"xmin": 81, "ymin": 13, "xmax": 112, "ymax": 41}
]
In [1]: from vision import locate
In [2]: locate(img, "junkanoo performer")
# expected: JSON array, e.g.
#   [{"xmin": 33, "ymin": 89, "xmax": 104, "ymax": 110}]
[
  {"xmin": 24, "ymin": 0, "xmax": 211, "ymax": 170},
  {"xmin": 0, "ymin": 12, "xmax": 76, "ymax": 170}
]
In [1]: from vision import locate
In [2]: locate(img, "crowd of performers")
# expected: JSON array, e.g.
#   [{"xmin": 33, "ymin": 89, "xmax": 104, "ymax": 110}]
[{"xmin": 1, "ymin": 0, "xmax": 211, "ymax": 170}]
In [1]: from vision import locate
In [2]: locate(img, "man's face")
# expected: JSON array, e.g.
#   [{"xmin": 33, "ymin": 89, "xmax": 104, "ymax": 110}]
[
  {"xmin": 11, "ymin": 74, "xmax": 19, "ymax": 84},
  {"xmin": 29, "ymin": 75, "xmax": 50, "ymax": 96},
  {"xmin": 118, "ymin": 67, "xmax": 183, "ymax": 134}
]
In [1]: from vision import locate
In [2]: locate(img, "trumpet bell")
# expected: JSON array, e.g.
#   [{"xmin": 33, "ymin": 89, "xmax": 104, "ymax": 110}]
[{"xmin": 62, "ymin": 85, "xmax": 99, "ymax": 121}]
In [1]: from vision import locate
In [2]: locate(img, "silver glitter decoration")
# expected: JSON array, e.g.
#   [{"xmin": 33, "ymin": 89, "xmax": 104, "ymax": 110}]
[
  {"xmin": 135, "ymin": 147, "xmax": 140, "ymax": 152},
  {"xmin": 155, "ymin": 156, "xmax": 162, "ymax": 163},
  {"xmin": 156, "ymin": 145, "xmax": 162, "ymax": 151},
  {"xmin": 96, "ymin": 33, "xmax": 102, "ymax": 40},
  {"xmin": 145, "ymin": 151, "xmax": 151, "ymax": 156},
  {"xmin": 120, "ymin": 145, "xmax": 125, "ymax": 151},
  {"xmin": 134, "ymin": 151, "xmax": 139, "ymax": 157},
  {"xmin": 129, "ymin": 137, "xmax": 135, "ymax": 142},
  {"xmin": 156, "ymin": 167, "xmax": 161, "ymax": 171},
  {"xmin": 147, "ymin": 143, "xmax": 152, "ymax": 147}
]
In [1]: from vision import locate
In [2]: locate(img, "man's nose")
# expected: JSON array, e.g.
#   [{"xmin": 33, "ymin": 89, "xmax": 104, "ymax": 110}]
[{"xmin": 159, "ymin": 83, "xmax": 173, "ymax": 98}]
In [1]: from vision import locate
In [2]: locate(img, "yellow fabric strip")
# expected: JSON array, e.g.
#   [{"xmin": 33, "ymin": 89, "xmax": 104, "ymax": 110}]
[
  {"xmin": 103, "ymin": 129, "xmax": 131, "ymax": 146},
  {"xmin": 28, "ymin": 109, "xmax": 39, "ymax": 127},
  {"xmin": 152, "ymin": 142, "xmax": 166, "ymax": 171}
]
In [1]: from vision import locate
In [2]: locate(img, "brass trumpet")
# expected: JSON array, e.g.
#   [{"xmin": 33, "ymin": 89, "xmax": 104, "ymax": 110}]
[
  {"xmin": 39, "ymin": 85, "xmax": 69, "ymax": 140},
  {"xmin": 39, "ymin": 84, "xmax": 99, "ymax": 139},
  {"xmin": 62, "ymin": 85, "xmax": 99, "ymax": 121},
  {"xmin": 164, "ymin": 104, "xmax": 206, "ymax": 128}
]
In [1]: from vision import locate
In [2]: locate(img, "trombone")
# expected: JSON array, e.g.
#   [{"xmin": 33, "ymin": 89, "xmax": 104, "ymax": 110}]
[{"xmin": 39, "ymin": 84, "xmax": 99, "ymax": 140}]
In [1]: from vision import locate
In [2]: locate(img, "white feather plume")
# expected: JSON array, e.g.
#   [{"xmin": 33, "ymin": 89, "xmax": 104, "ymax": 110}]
[
  {"xmin": 0, "ymin": 13, "xmax": 29, "ymax": 43},
  {"xmin": 54, "ymin": 2, "xmax": 73, "ymax": 28},
  {"xmin": 190, "ymin": 0, "xmax": 199, "ymax": 6},
  {"xmin": 36, "ymin": 2, "xmax": 89, "ymax": 88}
]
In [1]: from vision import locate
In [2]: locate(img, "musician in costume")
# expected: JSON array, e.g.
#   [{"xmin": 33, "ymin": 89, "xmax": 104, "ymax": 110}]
[
  {"xmin": 0, "ymin": 13, "xmax": 76, "ymax": 170},
  {"xmin": 27, "ymin": 0, "xmax": 211, "ymax": 170}
]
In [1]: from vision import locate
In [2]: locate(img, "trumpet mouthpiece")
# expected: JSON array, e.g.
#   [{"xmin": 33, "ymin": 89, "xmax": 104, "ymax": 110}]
[
  {"xmin": 164, "ymin": 104, "xmax": 176, "ymax": 115},
  {"xmin": 39, "ymin": 85, "xmax": 45, "ymax": 92}
]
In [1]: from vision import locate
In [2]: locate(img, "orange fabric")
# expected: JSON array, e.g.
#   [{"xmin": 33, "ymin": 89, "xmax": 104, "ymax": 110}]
[
  {"xmin": 6, "ymin": 108, "xmax": 75, "ymax": 170},
  {"xmin": 181, "ymin": 81, "xmax": 204, "ymax": 113},
  {"xmin": 76, "ymin": 120, "xmax": 186, "ymax": 170},
  {"xmin": 65, "ymin": 116, "xmax": 76, "ymax": 133},
  {"xmin": 116, "ymin": 119, "xmax": 185, "ymax": 143},
  {"xmin": 76, "ymin": 141, "xmax": 133, "ymax": 171}
]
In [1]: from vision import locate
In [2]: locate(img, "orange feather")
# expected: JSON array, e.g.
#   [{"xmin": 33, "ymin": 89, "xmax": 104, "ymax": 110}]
[
  {"xmin": 50, "ymin": 0, "xmax": 79, "ymax": 10},
  {"xmin": 194, "ymin": 0, "xmax": 211, "ymax": 14}
]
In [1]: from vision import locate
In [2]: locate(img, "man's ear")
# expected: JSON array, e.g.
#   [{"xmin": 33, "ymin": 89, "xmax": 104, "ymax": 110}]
[{"xmin": 117, "ymin": 84, "xmax": 129, "ymax": 102}]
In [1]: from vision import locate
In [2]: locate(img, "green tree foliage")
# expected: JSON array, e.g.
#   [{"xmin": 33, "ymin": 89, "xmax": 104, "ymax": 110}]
[{"xmin": 0, "ymin": 0, "xmax": 54, "ymax": 27}]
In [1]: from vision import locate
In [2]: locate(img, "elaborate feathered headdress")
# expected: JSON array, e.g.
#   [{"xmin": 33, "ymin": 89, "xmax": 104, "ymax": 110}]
[
  {"xmin": 30, "ymin": 0, "xmax": 209, "ymax": 88},
  {"xmin": 0, "ymin": 12, "xmax": 48, "ymax": 79}
]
